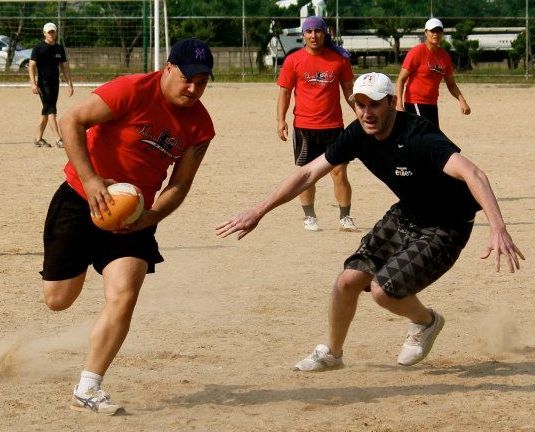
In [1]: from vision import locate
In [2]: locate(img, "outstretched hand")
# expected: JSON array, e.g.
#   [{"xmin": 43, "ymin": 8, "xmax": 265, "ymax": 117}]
[
  {"xmin": 480, "ymin": 229, "xmax": 525, "ymax": 272},
  {"xmin": 216, "ymin": 209, "xmax": 262, "ymax": 240}
]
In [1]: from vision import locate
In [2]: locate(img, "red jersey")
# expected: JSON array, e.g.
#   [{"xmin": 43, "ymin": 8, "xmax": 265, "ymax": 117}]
[
  {"xmin": 277, "ymin": 48, "xmax": 354, "ymax": 129},
  {"xmin": 64, "ymin": 71, "xmax": 215, "ymax": 208},
  {"xmin": 402, "ymin": 43, "xmax": 454, "ymax": 105}
]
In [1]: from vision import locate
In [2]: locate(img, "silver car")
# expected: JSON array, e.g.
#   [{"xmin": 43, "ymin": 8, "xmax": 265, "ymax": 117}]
[{"xmin": 0, "ymin": 35, "xmax": 32, "ymax": 71}]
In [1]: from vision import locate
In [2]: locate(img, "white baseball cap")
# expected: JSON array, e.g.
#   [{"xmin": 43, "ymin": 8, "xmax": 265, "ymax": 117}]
[
  {"xmin": 349, "ymin": 73, "xmax": 395, "ymax": 102},
  {"xmin": 43, "ymin": 22, "xmax": 57, "ymax": 33},
  {"xmin": 425, "ymin": 18, "xmax": 443, "ymax": 31}
]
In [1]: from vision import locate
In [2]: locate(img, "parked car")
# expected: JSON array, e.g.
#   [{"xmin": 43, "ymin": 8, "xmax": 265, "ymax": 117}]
[{"xmin": 0, "ymin": 35, "xmax": 32, "ymax": 71}]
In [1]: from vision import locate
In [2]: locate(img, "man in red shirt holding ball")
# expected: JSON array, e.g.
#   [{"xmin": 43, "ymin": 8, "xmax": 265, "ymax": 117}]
[{"xmin": 40, "ymin": 38, "xmax": 215, "ymax": 414}]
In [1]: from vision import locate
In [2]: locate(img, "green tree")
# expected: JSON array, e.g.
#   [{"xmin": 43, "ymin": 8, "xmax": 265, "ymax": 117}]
[
  {"xmin": 509, "ymin": 26, "xmax": 535, "ymax": 69},
  {"xmin": 367, "ymin": 0, "xmax": 424, "ymax": 64},
  {"xmin": 168, "ymin": 0, "xmax": 303, "ymax": 70},
  {"xmin": 76, "ymin": 1, "xmax": 143, "ymax": 69},
  {"xmin": 450, "ymin": 20, "xmax": 479, "ymax": 71},
  {"xmin": 0, "ymin": 2, "xmax": 57, "ymax": 71},
  {"xmin": 168, "ymin": 0, "xmax": 243, "ymax": 46}
]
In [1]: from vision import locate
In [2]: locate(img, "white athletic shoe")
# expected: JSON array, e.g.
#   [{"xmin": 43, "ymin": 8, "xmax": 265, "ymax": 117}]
[
  {"xmin": 339, "ymin": 216, "xmax": 358, "ymax": 232},
  {"xmin": 293, "ymin": 344, "xmax": 344, "ymax": 372},
  {"xmin": 304, "ymin": 216, "xmax": 320, "ymax": 231},
  {"xmin": 70, "ymin": 386, "xmax": 124, "ymax": 415},
  {"xmin": 397, "ymin": 309, "xmax": 445, "ymax": 366}
]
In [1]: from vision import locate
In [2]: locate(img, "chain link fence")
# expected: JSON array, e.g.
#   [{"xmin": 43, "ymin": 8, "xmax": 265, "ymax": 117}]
[{"xmin": 0, "ymin": 1, "xmax": 533, "ymax": 83}]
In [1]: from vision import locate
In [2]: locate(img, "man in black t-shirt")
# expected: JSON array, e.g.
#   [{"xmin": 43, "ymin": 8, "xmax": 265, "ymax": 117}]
[
  {"xmin": 29, "ymin": 22, "xmax": 73, "ymax": 148},
  {"xmin": 217, "ymin": 72, "xmax": 524, "ymax": 371}
]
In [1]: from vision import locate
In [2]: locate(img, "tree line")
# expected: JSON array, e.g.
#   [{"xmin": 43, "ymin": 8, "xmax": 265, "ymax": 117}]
[{"xmin": 0, "ymin": 0, "xmax": 533, "ymax": 71}]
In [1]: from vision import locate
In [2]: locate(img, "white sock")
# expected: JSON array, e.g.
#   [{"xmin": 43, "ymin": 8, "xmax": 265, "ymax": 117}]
[{"xmin": 76, "ymin": 370, "xmax": 103, "ymax": 395}]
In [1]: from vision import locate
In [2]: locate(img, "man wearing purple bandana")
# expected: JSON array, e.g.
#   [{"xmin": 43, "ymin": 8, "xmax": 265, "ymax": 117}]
[{"xmin": 277, "ymin": 16, "xmax": 357, "ymax": 233}]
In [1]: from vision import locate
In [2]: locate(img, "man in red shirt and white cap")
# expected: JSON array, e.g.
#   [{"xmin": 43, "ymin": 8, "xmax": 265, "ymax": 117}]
[{"xmin": 396, "ymin": 17, "xmax": 471, "ymax": 128}]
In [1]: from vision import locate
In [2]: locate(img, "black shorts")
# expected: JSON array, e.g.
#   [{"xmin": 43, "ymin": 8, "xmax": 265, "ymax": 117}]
[
  {"xmin": 404, "ymin": 103, "xmax": 439, "ymax": 128},
  {"xmin": 41, "ymin": 182, "xmax": 164, "ymax": 281},
  {"xmin": 38, "ymin": 81, "xmax": 59, "ymax": 115},
  {"xmin": 344, "ymin": 204, "xmax": 473, "ymax": 298},
  {"xmin": 293, "ymin": 127, "xmax": 343, "ymax": 166}
]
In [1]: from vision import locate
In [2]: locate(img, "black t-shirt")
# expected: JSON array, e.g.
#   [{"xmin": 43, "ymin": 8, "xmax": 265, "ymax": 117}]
[
  {"xmin": 31, "ymin": 41, "xmax": 67, "ymax": 84},
  {"xmin": 325, "ymin": 111, "xmax": 481, "ymax": 225}
]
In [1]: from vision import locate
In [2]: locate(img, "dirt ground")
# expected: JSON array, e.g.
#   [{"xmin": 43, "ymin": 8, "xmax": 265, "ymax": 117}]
[{"xmin": 0, "ymin": 82, "xmax": 534, "ymax": 432}]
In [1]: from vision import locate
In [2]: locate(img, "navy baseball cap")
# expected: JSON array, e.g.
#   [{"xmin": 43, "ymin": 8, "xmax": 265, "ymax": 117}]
[{"xmin": 167, "ymin": 38, "xmax": 214, "ymax": 80}]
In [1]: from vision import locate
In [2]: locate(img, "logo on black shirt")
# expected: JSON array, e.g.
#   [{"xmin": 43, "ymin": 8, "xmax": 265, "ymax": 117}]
[{"xmin": 395, "ymin": 166, "xmax": 413, "ymax": 177}]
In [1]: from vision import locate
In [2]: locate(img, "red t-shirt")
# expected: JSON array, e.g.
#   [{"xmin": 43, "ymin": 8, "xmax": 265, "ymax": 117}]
[
  {"xmin": 277, "ymin": 48, "xmax": 354, "ymax": 129},
  {"xmin": 402, "ymin": 43, "xmax": 454, "ymax": 105},
  {"xmin": 64, "ymin": 71, "xmax": 215, "ymax": 207}
]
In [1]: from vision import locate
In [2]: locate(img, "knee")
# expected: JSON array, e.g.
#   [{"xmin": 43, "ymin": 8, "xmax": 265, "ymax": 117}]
[
  {"xmin": 370, "ymin": 282, "xmax": 395, "ymax": 308},
  {"xmin": 43, "ymin": 277, "xmax": 84, "ymax": 311},
  {"xmin": 106, "ymin": 289, "xmax": 139, "ymax": 317},
  {"xmin": 334, "ymin": 270, "xmax": 366, "ymax": 296},
  {"xmin": 331, "ymin": 168, "xmax": 346, "ymax": 184},
  {"xmin": 43, "ymin": 291, "xmax": 74, "ymax": 311}
]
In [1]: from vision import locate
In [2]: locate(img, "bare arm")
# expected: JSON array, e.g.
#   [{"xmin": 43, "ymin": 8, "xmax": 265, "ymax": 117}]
[
  {"xmin": 216, "ymin": 154, "xmax": 335, "ymax": 239},
  {"xmin": 29, "ymin": 60, "xmax": 39, "ymax": 94},
  {"xmin": 277, "ymin": 86, "xmax": 292, "ymax": 141},
  {"xmin": 395, "ymin": 68, "xmax": 410, "ymax": 111},
  {"xmin": 444, "ymin": 75, "xmax": 471, "ymax": 115},
  {"xmin": 443, "ymin": 152, "xmax": 524, "ymax": 272},
  {"xmin": 60, "ymin": 61, "xmax": 74, "ymax": 96},
  {"xmin": 59, "ymin": 93, "xmax": 115, "ymax": 219},
  {"xmin": 131, "ymin": 141, "xmax": 210, "ymax": 231},
  {"xmin": 340, "ymin": 79, "xmax": 356, "ymax": 113}
]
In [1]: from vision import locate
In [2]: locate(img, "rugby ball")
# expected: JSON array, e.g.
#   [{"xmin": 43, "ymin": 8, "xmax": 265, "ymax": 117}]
[{"xmin": 91, "ymin": 182, "xmax": 144, "ymax": 231}]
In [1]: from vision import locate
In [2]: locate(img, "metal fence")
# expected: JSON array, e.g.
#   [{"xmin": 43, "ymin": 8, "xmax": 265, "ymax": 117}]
[{"xmin": 0, "ymin": 1, "xmax": 532, "ymax": 82}]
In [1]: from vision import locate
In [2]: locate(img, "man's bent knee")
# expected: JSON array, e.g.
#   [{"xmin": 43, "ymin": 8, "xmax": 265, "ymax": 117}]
[
  {"xmin": 370, "ymin": 282, "xmax": 396, "ymax": 308},
  {"xmin": 43, "ymin": 275, "xmax": 85, "ymax": 311},
  {"xmin": 334, "ymin": 269, "xmax": 370, "ymax": 295},
  {"xmin": 43, "ymin": 289, "xmax": 75, "ymax": 311}
]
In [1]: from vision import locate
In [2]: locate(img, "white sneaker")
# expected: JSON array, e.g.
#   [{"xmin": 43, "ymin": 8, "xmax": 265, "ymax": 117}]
[
  {"xmin": 70, "ymin": 385, "xmax": 124, "ymax": 415},
  {"xmin": 293, "ymin": 344, "xmax": 344, "ymax": 371},
  {"xmin": 303, "ymin": 216, "xmax": 319, "ymax": 231},
  {"xmin": 397, "ymin": 309, "xmax": 445, "ymax": 366},
  {"xmin": 339, "ymin": 216, "xmax": 358, "ymax": 232}
]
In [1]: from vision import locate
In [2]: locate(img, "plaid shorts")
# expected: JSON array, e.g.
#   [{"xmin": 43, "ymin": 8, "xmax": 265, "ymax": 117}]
[{"xmin": 344, "ymin": 204, "xmax": 473, "ymax": 298}]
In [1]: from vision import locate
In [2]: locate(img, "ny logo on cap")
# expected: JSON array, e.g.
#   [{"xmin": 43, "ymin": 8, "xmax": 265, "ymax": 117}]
[{"xmin": 194, "ymin": 48, "xmax": 207, "ymax": 60}]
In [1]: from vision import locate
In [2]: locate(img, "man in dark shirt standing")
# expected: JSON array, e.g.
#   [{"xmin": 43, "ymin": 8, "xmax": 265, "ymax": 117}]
[
  {"xmin": 29, "ymin": 22, "xmax": 73, "ymax": 148},
  {"xmin": 217, "ymin": 72, "xmax": 524, "ymax": 371}
]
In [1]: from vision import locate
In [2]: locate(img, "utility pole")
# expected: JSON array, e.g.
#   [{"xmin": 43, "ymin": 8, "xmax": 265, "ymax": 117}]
[
  {"xmin": 242, "ymin": 0, "xmax": 245, "ymax": 81},
  {"xmin": 526, "ymin": 0, "xmax": 530, "ymax": 79}
]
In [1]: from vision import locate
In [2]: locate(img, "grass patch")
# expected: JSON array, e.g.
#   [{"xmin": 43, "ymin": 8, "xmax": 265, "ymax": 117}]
[{"xmin": 2, "ymin": 65, "xmax": 534, "ymax": 84}]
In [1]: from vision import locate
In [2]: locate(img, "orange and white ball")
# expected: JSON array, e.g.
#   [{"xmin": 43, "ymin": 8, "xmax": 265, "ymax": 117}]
[{"xmin": 91, "ymin": 183, "xmax": 144, "ymax": 231}]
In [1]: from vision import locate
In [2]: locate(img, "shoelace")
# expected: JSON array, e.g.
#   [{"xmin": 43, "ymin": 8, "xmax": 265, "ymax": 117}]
[
  {"xmin": 95, "ymin": 390, "xmax": 112, "ymax": 402},
  {"xmin": 404, "ymin": 325, "xmax": 426, "ymax": 345}
]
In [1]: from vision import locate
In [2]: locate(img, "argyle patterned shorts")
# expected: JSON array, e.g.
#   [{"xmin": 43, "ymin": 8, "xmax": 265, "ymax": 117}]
[{"xmin": 344, "ymin": 205, "xmax": 473, "ymax": 299}]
